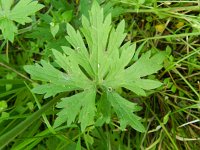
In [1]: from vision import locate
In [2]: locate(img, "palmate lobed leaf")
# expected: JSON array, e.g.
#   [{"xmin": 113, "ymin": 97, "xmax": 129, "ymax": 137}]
[
  {"xmin": 24, "ymin": 59, "xmax": 92, "ymax": 98},
  {"xmin": 54, "ymin": 89, "xmax": 96, "ymax": 131},
  {"xmin": 25, "ymin": 1, "xmax": 166, "ymax": 132},
  {"xmin": 107, "ymin": 91, "xmax": 145, "ymax": 132},
  {"xmin": 0, "ymin": 0, "xmax": 43, "ymax": 42},
  {"xmin": 9, "ymin": 0, "xmax": 44, "ymax": 24}
]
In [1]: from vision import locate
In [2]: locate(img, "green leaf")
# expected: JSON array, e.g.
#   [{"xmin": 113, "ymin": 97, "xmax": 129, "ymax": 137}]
[
  {"xmin": 54, "ymin": 89, "xmax": 96, "ymax": 132},
  {"xmin": 52, "ymin": 49, "xmax": 71, "ymax": 73},
  {"xmin": 126, "ymin": 51, "xmax": 166, "ymax": 78},
  {"xmin": 98, "ymin": 20, "xmax": 127, "ymax": 79},
  {"xmin": 24, "ymin": 60, "xmax": 69, "ymax": 84},
  {"xmin": 134, "ymin": 79, "xmax": 163, "ymax": 90},
  {"xmin": 122, "ymin": 83, "xmax": 146, "ymax": 96},
  {"xmin": 0, "ymin": 0, "xmax": 43, "ymax": 42},
  {"xmin": 0, "ymin": 0, "xmax": 13, "ymax": 11},
  {"xmin": 24, "ymin": 60, "xmax": 89, "ymax": 97},
  {"xmin": 32, "ymin": 84, "xmax": 78, "ymax": 98},
  {"xmin": 104, "ymin": 50, "xmax": 166, "ymax": 95},
  {"xmin": 61, "ymin": 10, "xmax": 73, "ymax": 22},
  {"xmin": 79, "ymin": 90, "xmax": 96, "ymax": 131},
  {"xmin": 66, "ymin": 23, "xmax": 89, "ymax": 59},
  {"xmin": 82, "ymin": 1, "xmax": 112, "ymax": 81},
  {"xmin": 65, "ymin": 24, "xmax": 94, "ymax": 78},
  {"xmin": 107, "ymin": 91, "xmax": 145, "ymax": 132},
  {"xmin": 25, "ymin": 1, "xmax": 165, "ymax": 133},
  {"xmin": 55, "ymin": 47, "xmax": 93, "ymax": 88},
  {"xmin": 50, "ymin": 23, "xmax": 59, "ymax": 38},
  {"xmin": 0, "ymin": 18, "xmax": 17, "ymax": 42},
  {"xmin": 9, "ymin": 0, "xmax": 44, "ymax": 24}
]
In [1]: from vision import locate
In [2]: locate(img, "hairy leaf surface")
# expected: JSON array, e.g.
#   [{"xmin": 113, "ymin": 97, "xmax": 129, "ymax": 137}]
[{"xmin": 25, "ymin": 1, "xmax": 165, "ymax": 132}]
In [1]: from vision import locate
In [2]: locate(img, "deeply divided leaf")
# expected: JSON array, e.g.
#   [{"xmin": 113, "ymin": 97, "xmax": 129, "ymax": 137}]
[
  {"xmin": 0, "ymin": 0, "xmax": 43, "ymax": 42},
  {"xmin": 107, "ymin": 91, "xmax": 145, "ymax": 132},
  {"xmin": 54, "ymin": 89, "xmax": 96, "ymax": 132},
  {"xmin": 25, "ymin": 1, "xmax": 166, "ymax": 132}
]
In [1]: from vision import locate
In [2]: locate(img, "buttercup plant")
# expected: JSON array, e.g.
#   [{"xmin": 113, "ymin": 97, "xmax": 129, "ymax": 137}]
[
  {"xmin": 0, "ymin": 0, "xmax": 43, "ymax": 42},
  {"xmin": 24, "ymin": 1, "xmax": 166, "ymax": 133}
]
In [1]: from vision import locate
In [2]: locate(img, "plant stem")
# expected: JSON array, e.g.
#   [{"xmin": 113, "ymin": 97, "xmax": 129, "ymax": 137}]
[{"xmin": 0, "ymin": 62, "xmax": 34, "ymax": 83}]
